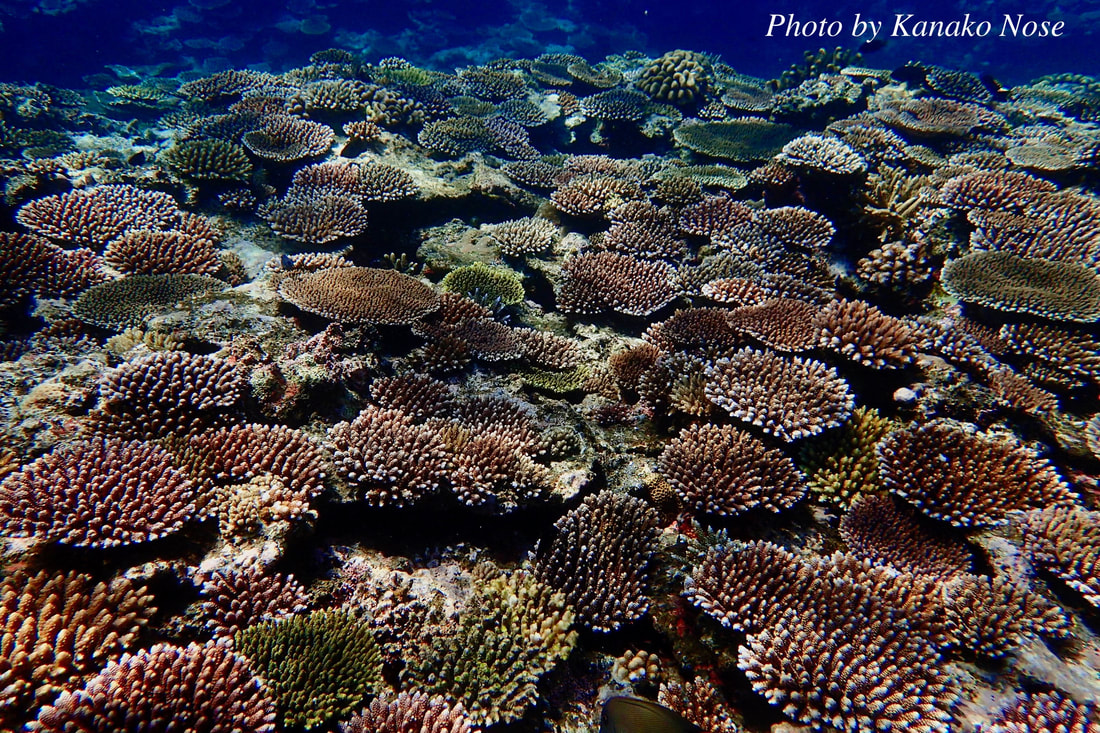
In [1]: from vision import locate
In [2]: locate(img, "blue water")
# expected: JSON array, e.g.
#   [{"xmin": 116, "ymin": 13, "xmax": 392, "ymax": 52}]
[{"xmin": 0, "ymin": 0, "xmax": 1095, "ymax": 88}]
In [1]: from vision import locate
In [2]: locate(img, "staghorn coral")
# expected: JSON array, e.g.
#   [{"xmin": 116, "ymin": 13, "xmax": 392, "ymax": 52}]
[
  {"xmin": 94, "ymin": 351, "xmax": 243, "ymax": 440},
  {"xmin": 941, "ymin": 251, "xmax": 1100, "ymax": 322},
  {"xmin": 243, "ymin": 116, "xmax": 334, "ymax": 161},
  {"xmin": 514, "ymin": 328, "xmax": 581, "ymax": 370},
  {"xmin": 34, "ymin": 641, "xmax": 277, "ymax": 733},
  {"xmin": 0, "ymin": 232, "xmax": 107, "ymax": 306},
  {"xmin": 370, "ymin": 374, "xmax": 456, "ymax": 420},
  {"xmin": 967, "ymin": 190, "xmax": 1100, "ymax": 265},
  {"xmin": 198, "ymin": 562, "xmax": 310, "ymax": 639},
  {"xmin": 999, "ymin": 322, "xmax": 1100, "ymax": 389},
  {"xmin": 983, "ymin": 690, "xmax": 1100, "ymax": 733},
  {"xmin": 278, "ymin": 266, "xmax": 440, "ymax": 324},
  {"xmin": 1019, "ymin": 505, "xmax": 1100, "ymax": 608},
  {"xmin": 342, "ymin": 692, "xmax": 475, "ymax": 733},
  {"xmin": 407, "ymin": 570, "xmax": 576, "ymax": 727},
  {"xmin": 103, "ymin": 229, "xmax": 221, "ymax": 276},
  {"xmin": 839, "ymin": 495, "xmax": 972, "ymax": 577},
  {"xmin": 72, "ymin": 273, "xmax": 226, "ymax": 330},
  {"xmin": 814, "ymin": 298, "xmax": 918, "ymax": 368},
  {"xmin": 160, "ymin": 138, "xmax": 253, "ymax": 182},
  {"xmin": 878, "ymin": 422, "xmax": 1077, "ymax": 528},
  {"xmin": 659, "ymin": 423, "xmax": 806, "ymax": 516},
  {"xmin": 234, "ymin": 609, "xmax": 382, "ymax": 729},
  {"xmin": 0, "ymin": 570, "xmax": 156, "ymax": 726},
  {"xmin": 705, "ymin": 347, "xmax": 853, "ymax": 442},
  {"xmin": 533, "ymin": 491, "xmax": 659, "ymax": 632},
  {"xmin": 328, "ymin": 404, "xmax": 448, "ymax": 507},
  {"xmin": 637, "ymin": 50, "xmax": 712, "ymax": 105},
  {"xmin": 0, "ymin": 437, "xmax": 197, "ymax": 547},
  {"xmin": 609, "ymin": 342, "xmax": 662, "ymax": 393},
  {"xmin": 557, "ymin": 252, "xmax": 676, "ymax": 317}
]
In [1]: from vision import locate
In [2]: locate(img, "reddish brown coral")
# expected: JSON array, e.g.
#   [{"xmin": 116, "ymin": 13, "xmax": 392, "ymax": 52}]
[
  {"xmin": 342, "ymin": 691, "xmax": 475, "ymax": 733},
  {"xmin": 0, "ymin": 570, "xmax": 156, "ymax": 726},
  {"xmin": 198, "ymin": 562, "xmax": 310, "ymax": 639},
  {"xmin": 839, "ymin": 495, "xmax": 972, "ymax": 577},
  {"xmin": 659, "ymin": 423, "xmax": 806, "ymax": 516},
  {"xmin": 190, "ymin": 423, "xmax": 327, "ymax": 500},
  {"xmin": 814, "ymin": 298, "xmax": 919, "ymax": 368},
  {"xmin": 705, "ymin": 347, "xmax": 853, "ymax": 442},
  {"xmin": 0, "ymin": 437, "xmax": 197, "ymax": 547},
  {"xmin": 533, "ymin": 491, "xmax": 658, "ymax": 631},
  {"xmin": 278, "ymin": 267, "xmax": 440, "ymax": 324},
  {"xmin": 557, "ymin": 252, "xmax": 676, "ymax": 317},
  {"xmin": 878, "ymin": 422, "xmax": 1077, "ymax": 528},
  {"xmin": 551, "ymin": 174, "xmax": 645, "ymax": 217},
  {"xmin": 103, "ymin": 229, "xmax": 221, "ymax": 276},
  {"xmin": 94, "ymin": 351, "xmax": 243, "ymax": 440},
  {"xmin": 16, "ymin": 184, "xmax": 179, "ymax": 249},
  {"xmin": 1019, "ymin": 505, "xmax": 1100, "ymax": 608},
  {"xmin": 983, "ymin": 690, "xmax": 1100, "ymax": 733},
  {"xmin": 726, "ymin": 298, "xmax": 820, "ymax": 351},
  {"xmin": 35, "ymin": 641, "xmax": 277, "ymax": 733},
  {"xmin": 738, "ymin": 603, "xmax": 958, "ymax": 733},
  {"xmin": 941, "ymin": 574, "xmax": 1070, "ymax": 657},
  {"xmin": 261, "ymin": 193, "xmax": 369, "ymax": 245},
  {"xmin": 243, "ymin": 115, "xmax": 334, "ymax": 161},
  {"xmin": 328, "ymin": 405, "xmax": 449, "ymax": 506}
]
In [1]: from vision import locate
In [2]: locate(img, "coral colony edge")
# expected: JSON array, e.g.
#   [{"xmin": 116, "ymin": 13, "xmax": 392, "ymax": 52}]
[{"xmin": 0, "ymin": 45, "xmax": 1099, "ymax": 733}]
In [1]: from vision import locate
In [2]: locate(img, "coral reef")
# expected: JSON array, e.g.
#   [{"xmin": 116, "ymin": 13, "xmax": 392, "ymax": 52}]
[{"xmin": 1, "ymin": 43, "xmax": 1099, "ymax": 733}]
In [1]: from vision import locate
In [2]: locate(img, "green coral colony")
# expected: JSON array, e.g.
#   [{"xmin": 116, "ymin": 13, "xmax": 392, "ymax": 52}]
[{"xmin": 2, "ymin": 45, "xmax": 1100, "ymax": 733}]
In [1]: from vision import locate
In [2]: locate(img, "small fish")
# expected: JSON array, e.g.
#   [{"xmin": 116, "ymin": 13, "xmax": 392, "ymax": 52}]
[
  {"xmin": 980, "ymin": 73, "xmax": 1010, "ymax": 101},
  {"xmin": 600, "ymin": 697, "xmax": 701, "ymax": 733},
  {"xmin": 858, "ymin": 38, "xmax": 887, "ymax": 54}
]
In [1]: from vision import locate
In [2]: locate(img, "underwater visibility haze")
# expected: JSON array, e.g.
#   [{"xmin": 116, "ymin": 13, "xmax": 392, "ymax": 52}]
[{"xmin": 0, "ymin": 0, "xmax": 1099, "ymax": 731}]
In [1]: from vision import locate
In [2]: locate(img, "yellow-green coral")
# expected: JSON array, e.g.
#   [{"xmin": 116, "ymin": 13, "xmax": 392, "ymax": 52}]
[
  {"xmin": 521, "ymin": 364, "xmax": 589, "ymax": 393},
  {"xmin": 234, "ymin": 609, "xmax": 383, "ymax": 729},
  {"xmin": 798, "ymin": 406, "xmax": 894, "ymax": 507},
  {"xmin": 672, "ymin": 119, "xmax": 800, "ymax": 162},
  {"xmin": 407, "ymin": 571, "xmax": 576, "ymax": 726},
  {"xmin": 160, "ymin": 138, "xmax": 254, "ymax": 182},
  {"xmin": 441, "ymin": 262, "xmax": 525, "ymax": 306}
]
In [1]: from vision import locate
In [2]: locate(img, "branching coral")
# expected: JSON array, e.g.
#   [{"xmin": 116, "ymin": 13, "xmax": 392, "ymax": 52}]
[
  {"xmin": 533, "ymin": 491, "xmax": 659, "ymax": 632},
  {"xmin": 557, "ymin": 252, "xmax": 676, "ymax": 317},
  {"xmin": 705, "ymin": 347, "xmax": 853, "ymax": 441},
  {"xmin": 659, "ymin": 423, "xmax": 806, "ymax": 516},
  {"xmin": 1019, "ymin": 505, "xmax": 1100, "ymax": 608},
  {"xmin": 0, "ymin": 437, "xmax": 197, "ymax": 547},
  {"xmin": 35, "ymin": 641, "xmax": 277, "ymax": 733},
  {"xmin": 0, "ymin": 570, "xmax": 156, "ymax": 727},
  {"xmin": 406, "ymin": 571, "xmax": 576, "ymax": 727},
  {"xmin": 342, "ymin": 692, "xmax": 476, "ymax": 733},
  {"xmin": 198, "ymin": 562, "xmax": 310, "ymax": 639},
  {"xmin": 234, "ymin": 610, "xmax": 382, "ymax": 729},
  {"xmin": 878, "ymin": 422, "xmax": 1077, "ymax": 528}
]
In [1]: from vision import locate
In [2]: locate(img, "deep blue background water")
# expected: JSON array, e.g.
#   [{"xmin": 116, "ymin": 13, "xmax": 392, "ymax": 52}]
[{"xmin": 0, "ymin": 0, "xmax": 1096, "ymax": 88}]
